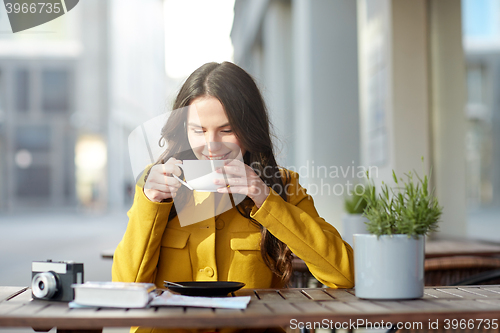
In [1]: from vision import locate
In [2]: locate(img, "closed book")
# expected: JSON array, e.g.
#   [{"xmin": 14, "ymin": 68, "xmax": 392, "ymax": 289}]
[{"xmin": 72, "ymin": 282, "xmax": 156, "ymax": 308}]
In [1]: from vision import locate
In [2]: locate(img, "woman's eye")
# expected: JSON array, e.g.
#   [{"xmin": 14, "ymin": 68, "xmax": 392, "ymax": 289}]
[
  {"xmin": 192, "ymin": 129, "xmax": 204, "ymax": 134},
  {"xmin": 221, "ymin": 130, "xmax": 233, "ymax": 133}
]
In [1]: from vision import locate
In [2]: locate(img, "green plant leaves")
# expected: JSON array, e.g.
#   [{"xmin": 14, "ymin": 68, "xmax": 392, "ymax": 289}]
[
  {"xmin": 362, "ymin": 164, "xmax": 442, "ymax": 238},
  {"xmin": 344, "ymin": 185, "xmax": 371, "ymax": 214}
]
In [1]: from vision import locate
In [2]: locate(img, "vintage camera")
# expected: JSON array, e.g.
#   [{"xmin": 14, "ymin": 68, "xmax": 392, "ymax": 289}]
[{"xmin": 31, "ymin": 260, "xmax": 84, "ymax": 302}]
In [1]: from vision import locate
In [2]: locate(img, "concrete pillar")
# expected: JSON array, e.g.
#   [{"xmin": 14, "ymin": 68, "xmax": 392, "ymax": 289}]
[
  {"xmin": 292, "ymin": 0, "xmax": 359, "ymax": 230},
  {"xmin": 358, "ymin": 0, "xmax": 467, "ymax": 237},
  {"xmin": 358, "ymin": 0, "xmax": 430, "ymax": 184},
  {"xmin": 262, "ymin": 0, "xmax": 293, "ymax": 166},
  {"xmin": 391, "ymin": 0, "xmax": 431, "ymax": 174},
  {"xmin": 491, "ymin": 61, "xmax": 500, "ymax": 206},
  {"xmin": 429, "ymin": 0, "xmax": 468, "ymax": 237}
]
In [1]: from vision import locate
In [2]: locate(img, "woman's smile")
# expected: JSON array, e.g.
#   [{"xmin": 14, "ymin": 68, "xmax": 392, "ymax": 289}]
[{"xmin": 202, "ymin": 151, "xmax": 231, "ymax": 160}]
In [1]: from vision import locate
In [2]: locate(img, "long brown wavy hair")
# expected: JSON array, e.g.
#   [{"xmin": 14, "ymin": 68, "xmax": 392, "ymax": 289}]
[{"xmin": 153, "ymin": 62, "xmax": 293, "ymax": 286}]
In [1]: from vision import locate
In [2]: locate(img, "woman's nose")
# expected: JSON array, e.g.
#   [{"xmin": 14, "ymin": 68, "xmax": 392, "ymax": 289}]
[
  {"xmin": 205, "ymin": 131, "xmax": 222, "ymax": 152},
  {"xmin": 207, "ymin": 140, "xmax": 222, "ymax": 154}
]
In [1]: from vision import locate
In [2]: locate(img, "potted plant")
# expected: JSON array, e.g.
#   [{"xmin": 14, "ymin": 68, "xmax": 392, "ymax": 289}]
[
  {"xmin": 341, "ymin": 185, "xmax": 370, "ymax": 248},
  {"xmin": 354, "ymin": 163, "xmax": 442, "ymax": 300}
]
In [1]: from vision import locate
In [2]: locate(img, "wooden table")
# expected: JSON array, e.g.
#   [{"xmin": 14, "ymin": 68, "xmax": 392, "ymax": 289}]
[{"xmin": 3, "ymin": 286, "xmax": 500, "ymax": 331}]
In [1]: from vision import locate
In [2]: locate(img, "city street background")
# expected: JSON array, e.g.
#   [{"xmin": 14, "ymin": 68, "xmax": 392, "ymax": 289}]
[
  {"xmin": 0, "ymin": 210, "xmax": 128, "ymax": 287},
  {"xmin": 0, "ymin": 209, "xmax": 129, "ymax": 333}
]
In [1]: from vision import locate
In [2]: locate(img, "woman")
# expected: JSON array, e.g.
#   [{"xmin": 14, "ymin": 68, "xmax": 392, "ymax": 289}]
[{"xmin": 112, "ymin": 62, "xmax": 354, "ymax": 331}]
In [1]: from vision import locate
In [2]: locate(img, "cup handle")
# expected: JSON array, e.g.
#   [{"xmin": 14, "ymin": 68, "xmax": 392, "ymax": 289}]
[
  {"xmin": 172, "ymin": 174, "xmax": 193, "ymax": 191},
  {"xmin": 174, "ymin": 162, "xmax": 185, "ymax": 176}
]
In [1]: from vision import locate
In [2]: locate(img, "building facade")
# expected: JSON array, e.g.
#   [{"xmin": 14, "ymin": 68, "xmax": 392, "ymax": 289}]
[
  {"xmin": 0, "ymin": 0, "xmax": 167, "ymax": 212},
  {"xmin": 232, "ymin": 0, "xmax": 360, "ymax": 230},
  {"xmin": 231, "ymin": 0, "xmax": 468, "ymax": 237}
]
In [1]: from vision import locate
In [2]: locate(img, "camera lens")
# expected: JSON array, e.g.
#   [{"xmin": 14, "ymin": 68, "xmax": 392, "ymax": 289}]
[{"xmin": 32, "ymin": 272, "xmax": 58, "ymax": 299}]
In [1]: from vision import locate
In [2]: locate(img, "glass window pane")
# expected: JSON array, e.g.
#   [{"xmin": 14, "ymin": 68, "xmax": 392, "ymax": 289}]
[
  {"xmin": 15, "ymin": 125, "xmax": 51, "ymax": 152},
  {"xmin": 16, "ymin": 166, "xmax": 51, "ymax": 197},
  {"xmin": 467, "ymin": 65, "xmax": 484, "ymax": 104},
  {"xmin": 15, "ymin": 69, "xmax": 29, "ymax": 112},
  {"xmin": 0, "ymin": 70, "xmax": 4, "ymax": 118},
  {"xmin": 42, "ymin": 69, "xmax": 70, "ymax": 112}
]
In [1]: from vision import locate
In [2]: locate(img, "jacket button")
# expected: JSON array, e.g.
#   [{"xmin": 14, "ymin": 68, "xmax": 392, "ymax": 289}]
[
  {"xmin": 216, "ymin": 220, "xmax": 225, "ymax": 230},
  {"xmin": 204, "ymin": 267, "xmax": 214, "ymax": 277}
]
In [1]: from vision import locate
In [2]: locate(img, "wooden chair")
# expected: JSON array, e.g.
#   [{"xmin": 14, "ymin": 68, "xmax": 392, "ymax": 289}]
[
  {"xmin": 425, "ymin": 255, "xmax": 500, "ymax": 286},
  {"xmin": 290, "ymin": 255, "xmax": 322, "ymax": 288}
]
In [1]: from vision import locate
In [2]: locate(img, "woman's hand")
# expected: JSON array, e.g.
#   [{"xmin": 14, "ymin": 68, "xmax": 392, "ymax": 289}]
[
  {"xmin": 215, "ymin": 159, "xmax": 270, "ymax": 208},
  {"xmin": 144, "ymin": 158, "xmax": 182, "ymax": 202}
]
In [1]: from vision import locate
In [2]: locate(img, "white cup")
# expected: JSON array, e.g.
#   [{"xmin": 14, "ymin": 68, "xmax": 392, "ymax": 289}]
[{"xmin": 178, "ymin": 160, "xmax": 226, "ymax": 192}]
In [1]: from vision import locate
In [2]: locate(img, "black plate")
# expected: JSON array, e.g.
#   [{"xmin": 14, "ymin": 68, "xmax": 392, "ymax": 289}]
[{"xmin": 164, "ymin": 281, "xmax": 245, "ymax": 297}]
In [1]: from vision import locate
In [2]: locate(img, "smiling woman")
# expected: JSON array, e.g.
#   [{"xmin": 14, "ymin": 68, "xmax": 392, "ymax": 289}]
[{"xmin": 112, "ymin": 62, "xmax": 354, "ymax": 333}]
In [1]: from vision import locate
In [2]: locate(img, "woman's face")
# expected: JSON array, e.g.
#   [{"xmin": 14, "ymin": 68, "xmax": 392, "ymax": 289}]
[{"xmin": 187, "ymin": 96, "xmax": 245, "ymax": 160}]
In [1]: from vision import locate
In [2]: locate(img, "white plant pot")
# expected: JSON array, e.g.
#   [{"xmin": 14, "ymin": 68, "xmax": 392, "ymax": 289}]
[
  {"xmin": 341, "ymin": 214, "xmax": 369, "ymax": 248},
  {"xmin": 354, "ymin": 234, "xmax": 425, "ymax": 300}
]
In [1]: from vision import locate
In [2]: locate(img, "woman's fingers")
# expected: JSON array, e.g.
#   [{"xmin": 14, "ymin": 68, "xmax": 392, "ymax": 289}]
[
  {"xmin": 144, "ymin": 180, "xmax": 179, "ymax": 202},
  {"xmin": 166, "ymin": 157, "xmax": 183, "ymax": 177},
  {"xmin": 216, "ymin": 185, "xmax": 247, "ymax": 195},
  {"xmin": 214, "ymin": 158, "xmax": 245, "ymax": 175},
  {"xmin": 144, "ymin": 180, "xmax": 179, "ymax": 192},
  {"xmin": 144, "ymin": 158, "xmax": 183, "ymax": 202},
  {"xmin": 148, "ymin": 172, "xmax": 182, "ymax": 187},
  {"xmin": 216, "ymin": 183, "xmax": 266, "ymax": 198},
  {"xmin": 152, "ymin": 160, "xmax": 182, "ymax": 177},
  {"xmin": 144, "ymin": 178, "xmax": 179, "ymax": 195},
  {"xmin": 144, "ymin": 187, "xmax": 176, "ymax": 202},
  {"xmin": 214, "ymin": 177, "xmax": 247, "ymax": 187},
  {"xmin": 216, "ymin": 160, "xmax": 270, "ymax": 207},
  {"xmin": 214, "ymin": 161, "xmax": 257, "ymax": 192}
]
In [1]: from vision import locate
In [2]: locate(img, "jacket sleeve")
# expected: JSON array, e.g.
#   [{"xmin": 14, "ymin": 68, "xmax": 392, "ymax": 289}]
[
  {"xmin": 111, "ymin": 182, "xmax": 173, "ymax": 284},
  {"xmin": 250, "ymin": 170, "xmax": 354, "ymax": 288}
]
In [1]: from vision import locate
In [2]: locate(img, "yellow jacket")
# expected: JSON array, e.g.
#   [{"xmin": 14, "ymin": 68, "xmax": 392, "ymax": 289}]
[{"xmin": 112, "ymin": 169, "xmax": 354, "ymax": 289}]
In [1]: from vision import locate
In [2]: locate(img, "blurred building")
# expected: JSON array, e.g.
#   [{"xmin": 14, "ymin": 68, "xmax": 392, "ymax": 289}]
[
  {"xmin": 231, "ymin": 0, "xmax": 468, "ymax": 237},
  {"xmin": 462, "ymin": 0, "xmax": 500, "ymax": 209},
  {"xmin": 107, "ymin": 0, "xmax": 167, "ymax": 209},
  {"xmin": 0, "ymin": 0, "xmax": 167, "ymax": 212},
  {"xmin": 231, "ymin": 0, "xmax": 360, "ymax": 230}
]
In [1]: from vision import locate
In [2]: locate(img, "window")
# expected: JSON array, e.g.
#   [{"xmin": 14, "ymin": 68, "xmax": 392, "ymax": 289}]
[
  {"xmin": 42, "ymin": 69, "xmax": 70, "ymax": 113},
  {"xmin": 15, "ymin": 166, "xmax": 51, "ymax": 197},
  {"xmin": 15, "ymin": 125, "xmax": 51, "ymax": 152},
  {"xmin": 466, "ymin": 64, "xmax": 485, "ymax": 105},
  {"xmin": 15, "ymin": 69, "xmax": 29, "ymax": 112}
]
